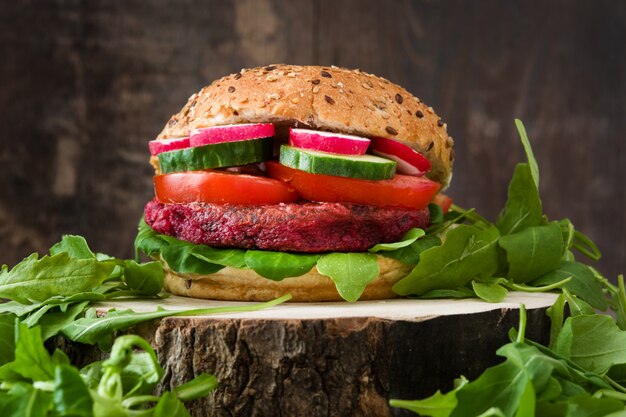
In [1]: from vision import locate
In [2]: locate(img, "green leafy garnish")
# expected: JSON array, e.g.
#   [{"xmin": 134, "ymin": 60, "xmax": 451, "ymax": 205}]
[
  {"xmin": 391, "ymin": 120, "xmax": 625, "ymax": 416},
  {"xmin": 498, "ymin": 222, "xmax": 565, "ymax": 283},
  {"xmin": 316, "ymin": 253, "xmax": 380, "ymax": 302},
  {"xmin": 392, "ymin": 223, "xmax": 500, "ymax": 296},
  {"xmin": 369, "ymin": 228, "xmax": 425, "ymax": 252},
  {"xmin": 0, "ymin": 324, "xmax": 217, "ymax": 416},
  {"xmin": 244, "ymin": 251, "xmax": 319, "ymax": 280}
]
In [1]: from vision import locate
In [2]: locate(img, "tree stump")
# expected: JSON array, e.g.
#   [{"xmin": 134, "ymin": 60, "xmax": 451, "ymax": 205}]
[{"xmin": 58, "ymin": 292, "xmax": 557, "ymax": 417}]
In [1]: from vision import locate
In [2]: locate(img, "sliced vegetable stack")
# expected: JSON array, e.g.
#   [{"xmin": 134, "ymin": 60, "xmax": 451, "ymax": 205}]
[{"xmin": 149, "ymin": 124, "xmax": 441, "ymax": 209}]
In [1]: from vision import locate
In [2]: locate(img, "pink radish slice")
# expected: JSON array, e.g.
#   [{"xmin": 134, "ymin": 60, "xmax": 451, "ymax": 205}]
[
  {"xmin": 149, "ymin": 137, "xmax": 190, "ymax": 156},
  {"xmin": 288, "ymin": 128, "xmax": 370, "ymax": 155},
  {"xmin": 190, "ymin": 123, "xmax": 275, "ymax": 146},
  {"xmin": 370, "ymin": 136, "xmax": 431, "ymax": 176}
]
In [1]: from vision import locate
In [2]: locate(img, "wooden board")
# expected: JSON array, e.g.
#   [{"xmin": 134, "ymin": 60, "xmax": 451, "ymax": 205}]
[{"xmin": 58, "ymin": 292, "xmax": 558, "ymax": 417}]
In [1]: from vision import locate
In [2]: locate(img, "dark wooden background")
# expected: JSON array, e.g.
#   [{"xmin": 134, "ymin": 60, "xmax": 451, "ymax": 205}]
[{"xmin": 1, "ymin": 1, "xmax": 624, "ymax": 281}]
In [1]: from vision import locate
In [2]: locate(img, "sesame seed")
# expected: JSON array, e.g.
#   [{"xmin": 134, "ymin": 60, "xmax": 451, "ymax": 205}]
[
  {"xmin": 266, "ymin": 74, "xmax": 278, "ymax": 82},
  {"xmin": 185, "ymin": 280, "xmax": 192, "ymax": 289},
  {"xmin": 265, "ymin": 65, "xmax": 276, "ymax": 71},
  {"xmin": 312, "ymin": 79, "xmax": 321, "ymax": 85},
  {"xmin": 437, "ymin": 119, "xmax": 444, "ymax": 127},
  {"xmin": 426, "ymin": 141, "xmax": 434, "ymax": 151},
  {"xmin": 395, "ymin": 93, "xmax": 403, "ymax": 104},
  {"xmin": 234, "ymin": 72, "xmax": 242, "ymax": 80},
  {"xmin": 320, "ymin": 70, "xmax": 332, "ymax": 78},
  {"xmin": 361, "ymin": 82, "xmax": 372, "ymax": 90},
  {"xmin": 450, "ymin": 149, "xmax": 455, "ymax": 161},
  {"xmin": 385, "ymin": 126, "xmax": 398, "ymax": 135},
  {"xmin": 291, "ymin": 97, "xmax": 300, "ymax": 104},
  {"xmin": 416, "ymin": 110, "xmax": 424, "ymax": 118},
  {"xmin": 313, "ymin": 86, "xmax": 320, "ymax": 94},
  {"xmin": 325, "ymin": 95, "xmax": 335, "ymax": 104},
  {"xmin": 228, "ymin": 86, "xmax": 236, "ymax": 93}
]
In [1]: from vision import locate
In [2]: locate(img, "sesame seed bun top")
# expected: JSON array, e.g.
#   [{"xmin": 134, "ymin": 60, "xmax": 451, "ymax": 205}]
[{"xmin": 157, "ymin": 64, "xmax": 454, "ymax": 186}]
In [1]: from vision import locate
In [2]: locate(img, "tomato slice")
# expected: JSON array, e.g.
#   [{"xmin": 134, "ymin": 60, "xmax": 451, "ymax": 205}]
[
  {"xmin": 154, "ymin": 170, "xmax": 300, "ymax": 205},
  {"xmin": 432, "ymin": 194, "xmax": 453, "ymax": 214},
  {"xmin": 266, "ymin": 161, "xmax": 440, "ymax": 209}
]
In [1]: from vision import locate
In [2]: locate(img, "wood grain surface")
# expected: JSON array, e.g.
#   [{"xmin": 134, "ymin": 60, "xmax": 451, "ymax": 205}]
[
  {"xmin": 57, "ymin": 293, "xmax": 556, "ymax": 417},
  {"xmin": 0, "ymin": 1, "xmax": 624, "ymax": 279}
]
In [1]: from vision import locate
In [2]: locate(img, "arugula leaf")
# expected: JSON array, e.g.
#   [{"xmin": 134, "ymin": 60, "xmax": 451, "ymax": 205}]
[
  {"xmin": 496, "ymin": 163, "xmax": 545, "ymax": 236},
  {"xmin": 0, "ymin": 252, "xmax": 113, "ymax": 304},
  {"xmin": 562, "ymin": 289, "xmax": 595, "ymax": 317},
  {"xmin": 369, "ymin": 228, "xmax": 425, "ymax": 252},
  {"xmin": 472, "ymin": 279, "xmax": 508, "ymax": 303},
  {"xmin": 612, "ymin": 275, "xmax": 626, "ymax": 331},
  {"xmin": 0, "ymin": 322, "xmax": 55, "ymax": 381},
  {"xmin": 416, "ymin": 287, "xmax": 476, "ymax": 299},
  {"xmin": 190, "ymin": 244, "xmax": 247, "ymax": 269},
  {"xmin": 393, "ymin": 223, "xmax": 500, "ymax": 296},
  {"xmin": 514, "ymin": 119, "xmax": 539, "ymax": 188},
  {"xmin": 62, "ymin": 294, "xmax": 291, "ymax": 349},
  {"xmin": 134, "ymin": 217, "xmax": 168, "ymax": 261},
  {"xmin": 53, "ymin": 365, "xmax": 93, "ymax": 417},
  {"xmin": 566, "ymin": 394, "xmax": 625, "ymax": 417},
  {"xmin": 547, "ymin": 293, "xmax": 566, "ymax": 350},
  {"xmin": 49, "ymin": 235, "xmax": 96, "ymax": 260},
  {"xmin": 316, "ymin": 253, "xmax": 380, "ymax": 302},
  {"xmin": 380, "ymin": 234, "xmax": 442, "ymax": 265},
  {"xmin": 532, "ymin": 261, "xmax": 608, "ymax": 310},
  {"xmin": 0, "ymin": 315, "xmax": 16, "ymax": 366},
  {"xmin": 122, "ymin": 260, "xmax": 164, "ymax": 295},
  {"xmin": 560, "ymin": 315, "xmax": 626, "ymax": 375},
  {"xmin": 390, "ymin": 387, "xmax": 460, "ymax": 417},
  {"xmin": 160, "ymin": 244, "xmax": 225, "ymax": 275},
  {"xmin": 37, "ymin": 301, "xmax": 90, "ymax": 341},
  {"xmin": 0, "ymin": 383, "xmax": 53, "ymax": 417},
  {"xmin": 174, "ymin": 373, "xmax": 219, "ymax": 401},
  {"xmin": 429, "ymin": 203, "xmax": 444, "ymax": 225},
  {"xmin": 450, "ymin": 343, "xmax": 555, "ymax": 417},
  {"xmin": 244, "ymin": 251, "xmax": 319, "ymax": 280},
  {"xmin": 153, "ymin": 391, "xmax": 192, "ymax": 417},
  {"xmin": 0, "ymin": 301, "xmax": 44, "ymax": 317},
  {"xmin": 498, "ymin": 222, "xmax": 565, "ymax": 283}
]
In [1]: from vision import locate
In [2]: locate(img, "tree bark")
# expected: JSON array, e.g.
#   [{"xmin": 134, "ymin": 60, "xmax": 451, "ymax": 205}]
[{"xmin": 57, "ymin": 293, "xmax": 557, "ymax": 417}]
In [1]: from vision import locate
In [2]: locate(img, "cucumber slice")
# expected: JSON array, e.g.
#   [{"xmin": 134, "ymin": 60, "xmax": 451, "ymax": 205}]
[
  {"xmin": 159, "ymin": 137, "xmax": 273, "ymax": 174},
  {"xmin": 279, "ymin": 146, "xmax": 396, "ymax": 180}
]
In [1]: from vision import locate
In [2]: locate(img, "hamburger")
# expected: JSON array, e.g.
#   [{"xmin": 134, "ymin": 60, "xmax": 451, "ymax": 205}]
[{"xmin": 135, "ymin": 64, "xmax": 454, "ymax": 302}]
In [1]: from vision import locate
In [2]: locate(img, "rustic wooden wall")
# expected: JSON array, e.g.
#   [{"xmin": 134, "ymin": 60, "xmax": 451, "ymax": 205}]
[{"xmin": 0, "ymin": 0, "xmax": 624, "ymax": 280}]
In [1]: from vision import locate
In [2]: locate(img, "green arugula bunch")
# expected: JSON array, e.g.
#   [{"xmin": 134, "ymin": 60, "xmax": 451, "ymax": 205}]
[
  {"xmin": 0, "ymin": 235, "xmax": 289, "ymax": 351},
  {"xmin": 0, "ymin": 234, "xmax": 290, "ymax": 416},
  {"xmin": 390, "ymin": 120, "xmax": 625, "ymax": 416},
  {"xmin": 391, "ymin": 280, "xmax": 626, "ymax": 417},
  {"xmin": 392, "ymin": 120, "xmax": 605, "ymax": 307},
  {"xmin": 0, "ymin": 321, "xmax": 215, "ymax": 417}
]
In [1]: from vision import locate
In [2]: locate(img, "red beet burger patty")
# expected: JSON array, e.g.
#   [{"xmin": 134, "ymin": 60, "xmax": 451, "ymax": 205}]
[{"xmin": 144, "ymin": 199, "xmax": 429, "ymax": 253}]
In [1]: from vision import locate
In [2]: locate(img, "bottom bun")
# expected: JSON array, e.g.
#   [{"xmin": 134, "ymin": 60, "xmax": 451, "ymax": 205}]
[{"xmin": 163, "ymin": 256, "xmax": 413, "ymax": 302}]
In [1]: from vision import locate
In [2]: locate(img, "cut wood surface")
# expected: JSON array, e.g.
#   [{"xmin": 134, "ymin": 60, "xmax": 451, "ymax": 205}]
[{"xmin": 59, "ymin": 292, "xmax": 558, "ymax": 417}]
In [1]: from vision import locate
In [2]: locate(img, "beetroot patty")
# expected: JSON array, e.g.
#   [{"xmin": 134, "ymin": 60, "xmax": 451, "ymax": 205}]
[{"xmin": 144, "ymin": 199, "xmax": 429, "ymax": 253}]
